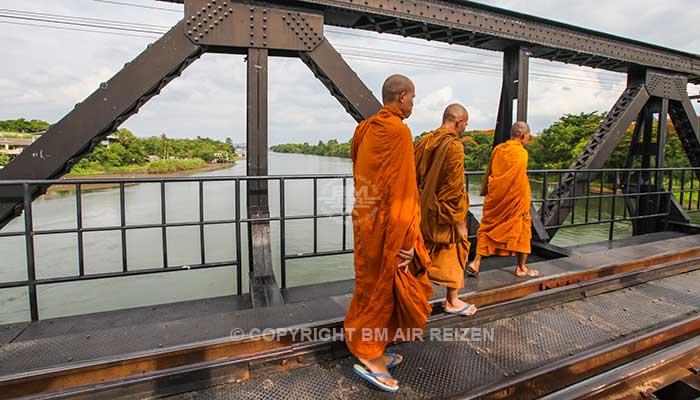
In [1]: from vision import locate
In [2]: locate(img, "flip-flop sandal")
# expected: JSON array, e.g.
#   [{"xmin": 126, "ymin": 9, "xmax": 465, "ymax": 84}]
[
  {"xmin": 515, "ymin": 269, "xmax": 540, "ymax": 278},
  {"xmin": 445, "ymin": 303, "xmax": 477, "ymax": 316},
  {"xmin": 353, "ymin": 364, "xmax": 399, "ymax": 392},
  {"xmin": 466, "ymin": 266, "xmax": 479, "ymax": 277},
  {"xmin": 385, "ymin": 352, "xmax": 403, "ymax": 369}
]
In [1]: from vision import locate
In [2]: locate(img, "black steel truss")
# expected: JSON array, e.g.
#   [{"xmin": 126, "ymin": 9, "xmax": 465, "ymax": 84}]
[{"xmin": 162, "ymin": 0, "xmax": 700, "ymax": 82}]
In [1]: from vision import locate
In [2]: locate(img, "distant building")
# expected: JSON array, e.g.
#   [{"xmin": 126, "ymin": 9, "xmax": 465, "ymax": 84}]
[{"xmin": 0, "ymin": 133, "xmax": 41, "ymax": 161}]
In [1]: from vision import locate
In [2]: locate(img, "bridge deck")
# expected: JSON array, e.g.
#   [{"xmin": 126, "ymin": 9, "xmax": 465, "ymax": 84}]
[
  {"xmin": 0, "ymin": 232, "xmax": 697, "ymax": 391},
  {"xmin": 167, "ymin": 255, "xmax": 700, "ymax": 399}
]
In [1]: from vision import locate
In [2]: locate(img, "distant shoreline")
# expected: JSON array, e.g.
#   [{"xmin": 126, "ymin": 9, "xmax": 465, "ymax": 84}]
[{"xmin": 45, "ymin": 163, "xmax": 237, "ymax": 195}]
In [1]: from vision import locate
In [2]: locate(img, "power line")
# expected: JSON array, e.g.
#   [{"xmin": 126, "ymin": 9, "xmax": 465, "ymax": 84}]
[
  {"xmin": 0, "ymin": 14, "xmax": 166, "ymax": 35},
  {"xmin": 91, "ymin": 0, "xmax": 182, "ymax": 12},
  {"xmin": 343, "ymin": 53, "xmax": 624, "ymax": 91},
  {"xmin": 335, "ymin": 44, "xmax": 625, "ymax": 86},
  {"xmin": 0, "ymin": 8, "xmax": 172, "ymax": 29},
  {"xmin": 325, "ymin": 28, "xmax": 625, "ymax": 80},
  {"xmin": 0, "ymin": 20, "xmax": 158, "ymax": 39}
]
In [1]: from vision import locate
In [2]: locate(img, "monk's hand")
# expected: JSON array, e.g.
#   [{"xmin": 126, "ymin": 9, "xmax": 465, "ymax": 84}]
[
  {"xmin": 398, "ymin": 247, "xmax": 415, "ymax": 272},
  {"xmin": 457, "ymin": 220, "xmax": 468, "ymax": 239}
]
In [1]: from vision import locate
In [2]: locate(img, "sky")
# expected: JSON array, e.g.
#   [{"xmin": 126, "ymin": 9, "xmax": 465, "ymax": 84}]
[{"xmin": 0, "ymin": 0, "xmax": 699, "ymax": 145}]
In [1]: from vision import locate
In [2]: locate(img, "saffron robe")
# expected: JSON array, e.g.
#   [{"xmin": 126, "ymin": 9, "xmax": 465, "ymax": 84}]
[
  {"xmin": 415, "ymin": 127, "xmax": 470, "ymax": 289},
  {"xmin": 476, "ymin": 139, "xmax": 531, "ymax": 256},
  {"xmin": 343, "ymin": 106, "xmax": 434, "ymax": 360}
]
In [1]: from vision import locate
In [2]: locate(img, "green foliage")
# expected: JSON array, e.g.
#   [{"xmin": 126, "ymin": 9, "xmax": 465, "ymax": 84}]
[
  {"xmin": 528, "ymin": 112, "xmax": 605, "ymax": 169},
  {"xmin": 0, "ymin": 154, "xmax": 9, "ymax": 167},
  {"xmin": 271, "ymin": 139, "xmax": 351, "ymax": 158},
  {"xmin": 147, "ymin": 158, "xmax": 207, "ymax": 174},
  {"xmin": 0, "ymin": 118, "xmax": 49, "ymax": 133},
  {"xmin": 70, "ymin": 128, "xmax": 236, "ymax": 174},
  {"xmin": 460, "ymin": 130, "xmax": 496, "ymax": 171}
]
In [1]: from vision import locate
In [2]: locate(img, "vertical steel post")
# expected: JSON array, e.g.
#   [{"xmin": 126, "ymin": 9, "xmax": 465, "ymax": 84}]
[
  {"xmin": 246, "ymin": 48, "xmax": 283, "ymax": 307},
  {"xmin": 494, "ymin": 45, "xmax": 529, "ymax": 145},
  {"xmin": 23, "ymin": 183, "xmax": 38, "ymax": 321}
]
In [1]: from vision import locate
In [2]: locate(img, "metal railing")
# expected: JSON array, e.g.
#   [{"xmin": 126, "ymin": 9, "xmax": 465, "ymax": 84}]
[{"xmin": 0, "ymin": 167, "xmax": 698, "ymax": 320}]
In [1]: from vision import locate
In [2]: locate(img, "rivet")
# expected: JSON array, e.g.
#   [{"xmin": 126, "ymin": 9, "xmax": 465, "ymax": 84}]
[
  {"xmin": 206, "ymin": 3, "xmax": 211, "ymax": 7},
  {"xmin": 214, "ymin": 20, "xmax": 218, "ymax": 25},
  {"xmin": 193, "ymin": 27, "xmax": 198, "ymax": 31},
  {"xmin": 218, "ymin": 6, "xmax": 222, "ymax": 10},
  {"xmin": 208, "ymin": 14, "xmax": 212, "ymax": 18},
  {"xmin": 209, "ymin": 25, "xmax": 214, "ymax": 29},
  {"xmin": 250, "ymin": 15, "xmax": 254, "ymax": 20},
  {"xmin": 219, "ymin": 16, "xmax": 224, "ymax": 20},
  {"xmin": 191, "ymin": 16, "xmax": 196, "ymax": 20},
  {"xmin": 204, "ymin": 29, "xmax": 208, "ymax": 33},
  {"xmin": 197, "ymin": 11, "xmax": 201, "ymax": 16},
  {"xmin": 194, "ymin": 37, "xmax": 200, "ymax": 41},
  {"xmin": 249, "ymin": 6, "xmax": 254, "ymax": 11},
  {"xmin": 263, "ymin": 25, "xmax": 267, "ymax": 30},
  {"xmin": 224, "ymin": 12, "xmax": 228, "ymax": 17},
  {"xmin": 199, "ymin": 33, "xmax": 204, "ymax": 37},
  {"xmin": 186, "ymin": 20, "xmax": 191, "ymax": 25},
  {"xmin": 229, "ymin": 8, "xmax": 233, "ymax": 12},
  {"xmin": 187, "ymin": 30, "xmax": 192, "ymax": 35}
]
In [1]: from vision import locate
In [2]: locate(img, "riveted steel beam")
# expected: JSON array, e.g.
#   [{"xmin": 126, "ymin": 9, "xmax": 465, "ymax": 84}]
[
  {"xmin": 0, "ymin": 20, "xmax": 202, "ymax": 228},
  {"xmin": 161, "ymin": 0, "xmax": 700, "ymax": 82},
  {"xmin": 299, "ymin": 38, "xmax": 381, "ymax": 122},
  {"xmin": 184, "ymin": 0, "xmax": 324, "ymax": 52}
]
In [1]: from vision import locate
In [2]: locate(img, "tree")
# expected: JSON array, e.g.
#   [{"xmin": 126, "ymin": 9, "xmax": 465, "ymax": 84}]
[
  {"xmin": 0, "ymin": 154, "xmax": 9, "ymax": 167},
  {"xmin": 160, "ymin": 133, "xmax": 170, "ymax": 159},
  {"xmin": 528, "ymin": 112, "xmax": 605, "ymax": 169}
]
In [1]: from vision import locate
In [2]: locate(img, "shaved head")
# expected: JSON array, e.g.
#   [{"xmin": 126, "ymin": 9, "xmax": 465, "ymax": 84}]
[
  {"xmin": 442, "ymin": 103, "xmax": 468, "ymax": 123},
  {"xmin": 382, "ymin": 74, "xmax": 414, "ymax": 104},
  {"xmin": 511, "ymin": 121, "xmax": 530, "ymax": 138}
]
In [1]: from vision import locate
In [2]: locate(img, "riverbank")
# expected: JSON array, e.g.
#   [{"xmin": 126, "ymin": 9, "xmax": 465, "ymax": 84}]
[{"xmin": 46, "ymin": 162, "xmax": 237, "ymax": 195}]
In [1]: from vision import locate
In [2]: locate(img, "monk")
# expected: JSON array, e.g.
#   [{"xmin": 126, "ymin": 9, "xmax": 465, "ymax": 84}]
[
  {"xmin": 467, "ymin": 121, "xmax": 539, "ymax": 278},
  {"xmin": 344, "ymin": 74, "xmax": 434, "ymax": 392},
  {"xmin": 415, "ymin": 104, "xmax": 477, "ymax": 316}
]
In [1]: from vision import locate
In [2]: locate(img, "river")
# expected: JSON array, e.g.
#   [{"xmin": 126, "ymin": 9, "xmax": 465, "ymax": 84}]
[{"xmin": 0, "ymin": 152, "xmax": 634, "ymax": 323}]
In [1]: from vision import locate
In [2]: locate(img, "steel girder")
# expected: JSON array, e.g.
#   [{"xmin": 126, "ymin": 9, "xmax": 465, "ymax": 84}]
[
  {"xmin": 299, "ymin": 38, "xmax": 382, "ymax": 122},
  {"xmin": 542, "ymin": 70, "xmax": 698, "ymax": 237},
  {"xmin": 160, "ymin": 0, "xmax": 700, "ymax": 82},
  {"xmin": 0, "ymin": 20, "xmax": 203, "ymax": 226},
  {"xmin": 541, "ymin": 83, "xmax": 651, "ymax": 233}
]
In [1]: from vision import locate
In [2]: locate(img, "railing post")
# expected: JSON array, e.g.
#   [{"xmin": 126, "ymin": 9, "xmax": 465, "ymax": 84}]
[{"xmin": 23, "ymin": 183, "xmax": 38, "ymax": 321}]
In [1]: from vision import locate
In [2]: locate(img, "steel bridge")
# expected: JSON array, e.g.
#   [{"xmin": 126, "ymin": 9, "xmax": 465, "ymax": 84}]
[{"xmin": 1, "ymin": 0, "xmax": 700, "ymax": 398}]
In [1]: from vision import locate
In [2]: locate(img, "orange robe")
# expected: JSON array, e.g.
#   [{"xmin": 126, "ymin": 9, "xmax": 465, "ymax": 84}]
[
  {"xmin": 476, "ymin": 139, "xmax": 531, "ymax": 256},
  {"xmin": 415, "ymin": 128, "xmax": 470, "ymax": 289},
  {"xmin": 344, "ymin": 106, "xmax": 434, "ymax": 360}
]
